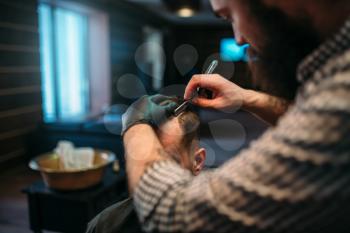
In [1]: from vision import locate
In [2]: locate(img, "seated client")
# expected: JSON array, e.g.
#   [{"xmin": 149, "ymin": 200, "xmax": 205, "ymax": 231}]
[
  {"xmin": 156, "ymin": 97, "xmax": 205, "ymax": 175},
  {"xmin": 86, "ymin": 97, "xmax": 206, "ymax": 233}
]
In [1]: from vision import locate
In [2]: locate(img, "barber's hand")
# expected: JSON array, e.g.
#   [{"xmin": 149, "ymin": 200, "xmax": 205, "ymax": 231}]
[
  {"xmin": 122, "ymin": 95, "xmax": 178, "ymax": 135},
  {"xmin": 184, "ymin": 74, "xmax": 247, "ymax": 112}
]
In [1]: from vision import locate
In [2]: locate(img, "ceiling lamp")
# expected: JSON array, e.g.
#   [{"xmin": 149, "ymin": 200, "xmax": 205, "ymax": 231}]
[
  {"xmin": 162, "ymin": 0, "xmax": 201, "ymax": 17},
  {"xmin": 177, "ymin": 7, "xmax": 195, "ymax": 17}
]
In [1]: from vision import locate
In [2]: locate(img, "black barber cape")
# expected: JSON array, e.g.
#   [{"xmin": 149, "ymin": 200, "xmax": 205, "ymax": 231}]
[{"xmin": 86, "ymin": 198, "xmax": 143, "ymax": 233}]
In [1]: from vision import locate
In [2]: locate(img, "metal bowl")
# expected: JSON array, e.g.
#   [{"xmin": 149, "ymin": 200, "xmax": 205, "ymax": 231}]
[{"xmin": 29, "ymin": 150, "xmax": 115, "ymax": 191}]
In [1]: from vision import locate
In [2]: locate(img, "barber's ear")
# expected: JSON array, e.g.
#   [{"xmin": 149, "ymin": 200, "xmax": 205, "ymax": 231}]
[{"xmin": 192, "ymin": 148, "xmax": 206, "ymax": 176}]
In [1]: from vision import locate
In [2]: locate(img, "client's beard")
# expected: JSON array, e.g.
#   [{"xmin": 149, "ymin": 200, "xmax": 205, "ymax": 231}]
[{"xmin": 246, "ymin": 1, "xmax": 321, "ymax": 100}]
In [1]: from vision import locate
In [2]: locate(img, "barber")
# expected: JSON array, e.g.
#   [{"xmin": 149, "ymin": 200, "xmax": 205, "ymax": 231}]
[{"xmin": 123, "ymin": 0, "xmax": 350, "ymax": 232}]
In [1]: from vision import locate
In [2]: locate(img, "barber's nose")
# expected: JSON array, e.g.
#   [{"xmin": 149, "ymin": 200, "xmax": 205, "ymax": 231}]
[{"xmin": 232, "ymin": 24, "xmax": 247, "ymax": 45}]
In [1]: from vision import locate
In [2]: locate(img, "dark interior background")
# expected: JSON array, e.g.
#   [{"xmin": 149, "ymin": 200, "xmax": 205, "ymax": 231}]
[
  {"xmin": 0, "ymin": 0, "xmax": 264, "ymax": 170},
  {"xmin": 0, "ymin": 0, "xmax": 42, "ymax": 169}
]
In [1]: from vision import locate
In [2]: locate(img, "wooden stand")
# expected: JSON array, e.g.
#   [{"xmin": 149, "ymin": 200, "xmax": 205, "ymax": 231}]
[{"xmin": 23, "ymin": 167, "xmax": 127, "ymax": 233}]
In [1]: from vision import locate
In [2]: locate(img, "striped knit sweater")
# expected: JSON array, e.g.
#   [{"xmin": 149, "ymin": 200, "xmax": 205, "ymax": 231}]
[{"xmin": 133, "ymin": 18, "xmax": 350, "ymax": 233}]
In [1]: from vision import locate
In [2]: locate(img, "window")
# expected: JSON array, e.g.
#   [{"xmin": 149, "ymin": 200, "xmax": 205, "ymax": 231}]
[
  {"xmin": 39, "ymin": 1, "xmax": 110, "ymax": 122},
  {"xmin": 143, "ymin": 27, "xmax": 165, "ymax": 91},
  {"xmin": 220, "ymin": 38, "xmax": 249, "ymax": 62}
]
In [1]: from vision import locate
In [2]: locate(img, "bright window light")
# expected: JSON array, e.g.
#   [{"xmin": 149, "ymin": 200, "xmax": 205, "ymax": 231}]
[{"xmin": 39, "ymin": 3, "xmax": 89, "ymax": 121}]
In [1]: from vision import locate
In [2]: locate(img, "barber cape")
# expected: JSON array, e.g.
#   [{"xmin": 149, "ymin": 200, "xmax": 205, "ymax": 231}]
[{"xmin": 86, "ymin": 198, "xmax": 143, "ymax": 233}]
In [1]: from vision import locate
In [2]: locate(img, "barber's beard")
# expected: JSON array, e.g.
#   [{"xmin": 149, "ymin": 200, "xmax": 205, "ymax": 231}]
[
  {"xmin": 247, "ymin": 45, "xmax": 302, "ymax": 100},
  {"xmin": 245, "ymin": 3, "xmax": 321, "ymax": 100}
]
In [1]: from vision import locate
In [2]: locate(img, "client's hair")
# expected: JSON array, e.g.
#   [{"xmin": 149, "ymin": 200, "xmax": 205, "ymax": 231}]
[
  {"xmin": 158, "ymin": 96, "xmax": 200, "ymax": 152},
  {"xmin": 171, "ymin": 97, "xmax": 200, "ymax": 152},
  {"xmin": 177, "ymin": 111, "xmax": 200, "ymax": 151}
]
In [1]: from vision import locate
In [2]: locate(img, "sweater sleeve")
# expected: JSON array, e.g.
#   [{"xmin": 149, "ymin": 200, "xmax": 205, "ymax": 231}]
[{"xmin": 133, "ymin": 70, "xmax": 350, "ymax": 233}]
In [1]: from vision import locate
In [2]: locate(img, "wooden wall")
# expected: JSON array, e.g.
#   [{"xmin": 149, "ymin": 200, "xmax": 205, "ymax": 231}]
[
  {"xmin": 0, "ymin": 0, "xmax": 42, "ymax": 168},
  {"xmin": 106, "ymin": 3, "xmax": 250, "ymax": 103},
  {"xmin": 163, "ymin": 25, "xmax": 252, "ymax": 89},
  {"xmin": 70, "ymin": 0, "xmax": 248, "ymax": 104},
  {"xmin": 73, "ymin": 0, "xmax": 169, "ymax": 105},
  {"xmin": 107, "ymin": 1, "xmax": 169, "ymax": 104},
  {"xmin": 0, "ymin": 0, "xmax": 250, "ymax": 168},
  {"xmin": 0, "ymin": 0, "xmax": 167, "ymax": 168}
]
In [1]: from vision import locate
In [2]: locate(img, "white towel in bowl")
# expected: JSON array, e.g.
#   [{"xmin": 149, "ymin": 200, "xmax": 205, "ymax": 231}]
[{"xmin": 54, "ymin": 141, "xmax": 94, "ymax": 170}]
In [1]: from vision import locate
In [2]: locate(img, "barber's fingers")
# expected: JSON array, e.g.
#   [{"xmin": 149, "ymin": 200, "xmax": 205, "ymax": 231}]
[
  {"xmin": 184, "ymin": 74, "xmax": 222, "ymax": 100},
  {"xmin": 191, "ymin": 96, "xmax": 216, "ymax": 108}
]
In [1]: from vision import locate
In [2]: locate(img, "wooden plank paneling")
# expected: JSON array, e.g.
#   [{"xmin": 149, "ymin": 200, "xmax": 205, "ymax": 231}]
[
  {"xmin": 0, "ymin": 0, "xmax": 38, "ymax": 10},
  {"xmin": 0, "ymin": 110, "xmax": 41, "ymax": 134},
  {"xmin": 0, "ymin": 21, "xmax": 38, "ymax": 33},
  {"xmin": 107, "ymin": 1, "xmax": 169, "ymax": 104},
  {"xmin": 163, "ymin": 26, "xmax": 235, "ymax": 86},
  {"xmin": 0, "ymin": 0, "xmax": 42, "ymax": 168},
  {"xmin": 0, "ymin": 66, "xmax": 40, "ymax": 73},
  {"xmin": 0, "ymin": 92, "xmax": 41, "ymax": 112},
  {"xmin": 0, "ymin": 135, "xmax": 27, "ymax": 155},
  {"xmin": 0, "ymin": 73, "xmax": 41, "ymax": 89},
  {"xmin": 0, "ymin": 148, "xmax": 26, "ymax": 164},
  {"xmin": 0, "ymin": 126, "xmax": 36, "ymax": 141},
  {"xmin": 0, "ymin": 105, "xmax": 41, "ymax": 118},
  {"xmin": 0, "ymin": 51, "xmax": 40, "ymax": 66},
  {"xmin": 0, "ymin": 44, "xmax": 40, "ymax": 53},
  {"xmin": 0, "ymin": 28, "xmax": 38, "ymax": 45},
  {"xmin": 0, "ymin": 3, "xmax": 39, "ymax": 26},
  {"xmin": 0, "ymin": 85, "xmax": 41, "ymax": 96}
]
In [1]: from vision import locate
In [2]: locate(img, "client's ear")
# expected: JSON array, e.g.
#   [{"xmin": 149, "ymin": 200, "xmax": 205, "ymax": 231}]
[{"xmin": 192, "ymin": 148, "xmax": 206, "ymax": 176}]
